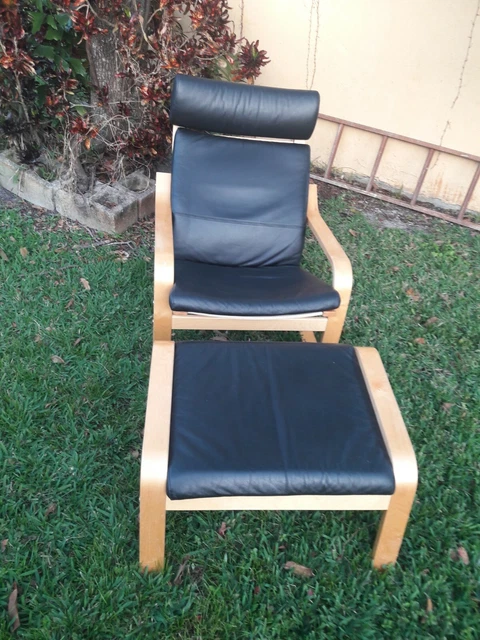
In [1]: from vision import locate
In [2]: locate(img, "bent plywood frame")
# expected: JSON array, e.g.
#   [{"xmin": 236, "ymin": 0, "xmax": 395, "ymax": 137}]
[{"xmin": 139, "ymin": 343, "xmax": 417, "ymax": 572}]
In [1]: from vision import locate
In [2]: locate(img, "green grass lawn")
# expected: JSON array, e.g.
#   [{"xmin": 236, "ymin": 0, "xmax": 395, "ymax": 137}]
[{"xmin": 1, "ymin": 198, "xmax": 479, "ymax": 639}]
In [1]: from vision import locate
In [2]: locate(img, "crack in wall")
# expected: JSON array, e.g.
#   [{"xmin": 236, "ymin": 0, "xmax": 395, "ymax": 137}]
[
  {"xmin": 239, "ymin": 0, "xmax": 244, "ymax": 39},
  {"xmin": 305, "ymin": 0, "xmax": 320, "ymax": 90},
  {"xmin": 438, "ymin": 0, "xmax": 480, "ymax": 147}
]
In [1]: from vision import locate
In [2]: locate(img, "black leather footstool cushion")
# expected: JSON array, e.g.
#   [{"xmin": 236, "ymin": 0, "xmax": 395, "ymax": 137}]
[
  {"xmin": 167, "ymin": 342, "xmax": 395, "ymax": 500},
  {"xmin": 169, "ymin": 260, "xmax": 340, "ymax": 316}
]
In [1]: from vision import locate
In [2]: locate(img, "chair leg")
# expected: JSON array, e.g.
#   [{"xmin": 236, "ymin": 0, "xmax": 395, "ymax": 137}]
[
  {"xmin": 139, "ymin": 481, "xmax": 167, "ymax": 571},
  {"xmin": 300, "ymin": 331, "xmax": 317, "ymax": 343},
  {"xmin": 320, "ymin": 311, "xmax": 345, "ymax": 344},
  {"xmin": 372, "ymin": 484, "xmax": 416, "ymax": 568},
  {"xmin": 153, "ymin": 311, "xmax": 172, "ymax": 341},
  {"xmin": 154, "ymin": 324, "xmax": 172, "ymax": 341}
]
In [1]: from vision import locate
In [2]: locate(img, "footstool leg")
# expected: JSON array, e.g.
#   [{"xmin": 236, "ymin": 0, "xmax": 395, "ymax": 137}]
[
  {"xmin": 139, "ymin": 341, "xmax": 175, "ymax": 572},
  {"xmin": 372, "ymin": 482, "xmax": 417, "ymax": 568},
  {"xmin": 354, "ymin": 347, "xmax": 418, "ymax": 569},
  {"xmin": 140, "ymin": 483, "xmax": 167, "ymax": 571}
]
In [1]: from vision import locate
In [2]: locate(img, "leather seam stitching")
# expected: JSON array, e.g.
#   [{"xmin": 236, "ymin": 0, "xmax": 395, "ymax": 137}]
[{"xmin": 173, "ymin": 210, "xmax": 305, "ymax": 230}]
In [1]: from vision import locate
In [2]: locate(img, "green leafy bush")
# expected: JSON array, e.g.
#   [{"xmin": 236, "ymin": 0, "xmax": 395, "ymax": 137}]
[{"xmin": 0, "ymin": 0, "xmax": 269, "ymax": 184}]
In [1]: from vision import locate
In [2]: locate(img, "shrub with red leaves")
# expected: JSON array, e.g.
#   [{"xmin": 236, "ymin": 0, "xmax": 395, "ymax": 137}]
[{"xmin": 0, "ymin": 0, "xmax": 269, "ymax": 185}]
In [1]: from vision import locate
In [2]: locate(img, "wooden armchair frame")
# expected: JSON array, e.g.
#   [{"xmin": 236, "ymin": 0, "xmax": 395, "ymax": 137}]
[
  {"xmin": 153, "ymin": 172, "xmax": 352, "ymax": 343},
  {"xmin": 139, "ymin": 341, "xmax": 417, "ymax": 572}
]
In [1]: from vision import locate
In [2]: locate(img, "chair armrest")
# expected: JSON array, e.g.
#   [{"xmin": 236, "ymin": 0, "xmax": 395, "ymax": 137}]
[
  {"xmin": 154, "ymin": 172, "xmax": 174, "ymax": 340},
  {"xmin": 306, "ymin": 184, "xmax": 353, "ymax": 306}
]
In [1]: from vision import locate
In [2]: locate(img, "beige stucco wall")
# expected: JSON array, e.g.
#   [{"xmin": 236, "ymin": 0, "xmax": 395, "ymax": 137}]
[{"xmin": 229, "ymin": 0, "xmax": 480, "ymax": 213}]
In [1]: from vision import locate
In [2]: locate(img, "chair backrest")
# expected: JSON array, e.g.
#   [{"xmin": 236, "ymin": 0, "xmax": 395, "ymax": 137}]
[{"xmin": 170, "ymin": 75, "xmax": 320, "ymax": 267}]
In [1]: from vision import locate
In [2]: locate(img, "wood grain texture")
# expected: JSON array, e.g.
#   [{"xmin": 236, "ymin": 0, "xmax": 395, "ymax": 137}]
[
  {"xmin": 172, "ymin": 313, "xmax": 328, "ymax": 332},
  {"xmin": 166, "ymin": 494, "xmax": 390, "ymax": 511},
  {"xmin": 139, "ymin": 341, "xmax": 175, "ymax": 571},
  {"xmin": 355, "ymin": 347, "xmax": 418, "ymax": 568},
  {"xmin": 307, "ymin": 184, "xmax": 353, "ymax": 343},
  {"xmin": 153, "ymin": 173, "xmax": 174, "ymax": 341}
]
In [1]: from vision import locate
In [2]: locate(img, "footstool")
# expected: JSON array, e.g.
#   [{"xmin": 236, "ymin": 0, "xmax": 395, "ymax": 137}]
[{"xmin": 140, "ymin": 342, "xmax": 417, "ymax": 571}]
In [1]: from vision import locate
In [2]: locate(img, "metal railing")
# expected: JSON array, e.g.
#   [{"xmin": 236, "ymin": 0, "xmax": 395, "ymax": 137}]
[{"xmin": 311, "ymin": 114, "xmax": 480, "ymax": 231}]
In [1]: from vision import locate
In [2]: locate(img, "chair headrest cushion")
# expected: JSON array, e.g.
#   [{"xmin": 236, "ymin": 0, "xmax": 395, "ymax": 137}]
[{"xmin": 170, "ymin": 74, "xmax": 320, "ymax": 140}]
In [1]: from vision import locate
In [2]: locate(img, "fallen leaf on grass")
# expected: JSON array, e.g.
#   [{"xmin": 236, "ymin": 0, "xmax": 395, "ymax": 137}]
[
  {"xmin": 1, "ymin": 539, "xmax": 8, "ymax": 552},
  {"xmin": 406, "ymin": 288, "xmax": 421, "ymax": 302},
  {"xmin": 426, "ymin": 597, "xmax": 433, "ymax": 613},
  {"xmin": 442, "ymin": 402, "xmax": 453, "ymax": 412},
  {"xmin": 113, "ymin": 250, "xmax": 130, "ymax": 262},
  {"xmin": 392, "ymin": 266, "xmax": 399, "ymax": 272},
  {"xmin": 19, "ymin": 247, "xmax": 29, "ymax": 258},
  {"xmin": 253, "ymin": 585, "xmax": 261, "ymax": 595},
  {"xmin": 45, "ymin": 503, "xmax": 56, "ymax": 518},
  {"xmin": 457, "ymin": 547, "xmax": 470, "ymax": 565},
  {"xmin": 34, "ymin": 334, "xmax": 42, "ymax": 343},
  {"xmin": 348, "ymin": 229, "xmax": 358, "ymax": 237},
  {"xmin": 8, "ymin": 582, "xmax": 20, "ymax": 632},
  {"xmin": 73, "ymin": 337, "xmax": 82, "ymax": 347},
  {"xmin": 424, "ymin": 317, "xmax": 438, "ymax": 326},
  {"xmin": 414, "ymin": 337, "xmax": 425, "ymax": 344},
  {"xmin": 450, "ymin": 547, "xmax": 470, "ymax": 565},
  {"xmin": 284, "ymin": 561, "xmax": 314, "ymax": 577},
  {"xmin": 217, "ymin": 521, "xmax": 228, "ymax": 537},
  {"xmin": 0, "ymin": 248, "xmax": 8, "ymax": 261},
  {"xmin": 80, "ymin": 278, "xmax": 91, "ymax": 291},
  {"xmin": 51, "ymin": 355, "xmax": 65, "ymax": 364},
  {"xmin": 65, "ymin": 298, "xmax": 74, "ymax": 310},
  {"xmin": 173, "ymin": 555, "xmax": 190, "ymax": 586}
]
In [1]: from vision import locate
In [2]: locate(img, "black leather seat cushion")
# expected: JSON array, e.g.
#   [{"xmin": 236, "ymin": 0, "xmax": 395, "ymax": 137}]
[
  {"xmin": 171, "ymin": 129, "xmax": 310, "ymax": 267},
  {"xmin": 167, "ymin": 343, "xmax": 395, "ymax": 500},
  {"xmin": 170, "ymin": 74, "xmax": 320, "ymax": 140},
  {"xmin": 169, "ymin": 260, "xmax": 340, "ymax": 315}
]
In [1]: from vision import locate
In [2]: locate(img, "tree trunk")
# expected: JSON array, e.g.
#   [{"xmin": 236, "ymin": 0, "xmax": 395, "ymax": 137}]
[{"xmin": 87, "ymin": 29, "xmax": 126, "ymax": 117}]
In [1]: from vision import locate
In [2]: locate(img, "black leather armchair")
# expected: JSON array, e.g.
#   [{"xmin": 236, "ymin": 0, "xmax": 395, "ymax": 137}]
[{"xmin": 154, "ymin": 75, "xmax": 352, "ymax": 343}]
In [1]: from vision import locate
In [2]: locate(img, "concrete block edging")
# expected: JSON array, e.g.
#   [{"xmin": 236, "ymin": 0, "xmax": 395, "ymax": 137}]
[{"xmin": 0, "ymin": 150, "xmax": 155, "ymax": 232}]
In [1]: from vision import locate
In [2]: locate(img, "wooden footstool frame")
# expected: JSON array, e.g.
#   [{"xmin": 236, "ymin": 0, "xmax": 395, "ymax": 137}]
[{"xmin": 139, "ymin": 341, "xmax": 417, "ymax": 572}]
